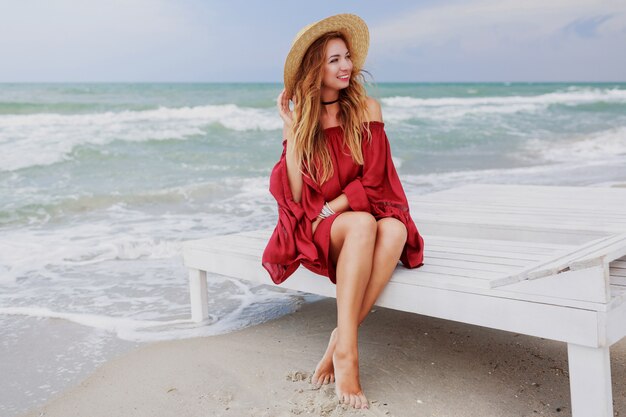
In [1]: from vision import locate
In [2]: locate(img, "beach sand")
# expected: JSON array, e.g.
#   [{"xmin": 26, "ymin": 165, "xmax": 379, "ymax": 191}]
[{"xmin": 19, "ymin": 297, "xmax": 626, "ymax": 417}]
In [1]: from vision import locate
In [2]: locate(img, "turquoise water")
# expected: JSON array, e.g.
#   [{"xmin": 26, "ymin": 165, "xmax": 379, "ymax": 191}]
[{"xmin": 1, "ymin": 82, "xmax": 626, "ymax": 415}]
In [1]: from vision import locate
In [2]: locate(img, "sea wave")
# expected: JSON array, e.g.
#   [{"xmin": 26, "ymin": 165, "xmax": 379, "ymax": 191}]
[
  {"xmin": 0, "ymin": 285, "xmax": 306, "ymax": 342},
  {"xmin": 0, "ymin": 176, "xmax": 275, "ymax": 285},
  {"xmin": 381, "ymin": 87, "xmax": 626, "ymax": 121},
  {"xmin": 0, "ymin": 175, "xmax": 272, "ymax": 228},
  {"xmin": 0, "ymin": 104, "xmax": 281, "ymax": 172},
  {"xmin": 0, "ymin": 181, "xmax": 228, "ymax": 227},
  {"xmin": 401, "ymin": 152, "xmax": 626, "ymax": 195},
  {"xmin": 522, "ymin": 126, "xmax": 626, "ymax": 162}
]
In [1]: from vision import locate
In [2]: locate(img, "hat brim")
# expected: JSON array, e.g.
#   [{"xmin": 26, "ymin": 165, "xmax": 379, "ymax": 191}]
[{"xmin": 283, "ymin": 14, "xmax": 369, "ymax": 97}]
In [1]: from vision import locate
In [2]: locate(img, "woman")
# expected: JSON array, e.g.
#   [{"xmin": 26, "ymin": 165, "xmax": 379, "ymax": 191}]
[{"xmin": 262, "ymin": 14, "xmax": 425, "ymax": 410}]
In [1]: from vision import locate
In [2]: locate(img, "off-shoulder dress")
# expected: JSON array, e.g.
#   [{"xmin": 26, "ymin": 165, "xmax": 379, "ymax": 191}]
[{"xmin": 262, "ymin": 121, "xmax": 425, "ymax": 285}]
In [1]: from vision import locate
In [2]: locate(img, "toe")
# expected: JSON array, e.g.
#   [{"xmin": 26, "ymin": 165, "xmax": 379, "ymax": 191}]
[
  {"xmin": 349, "ymin": 394, "xmax": 358, "ymax": 408},
  {"xmin": 335, "ymin": 389, "xmax": 343, "ymax": 404},
  {"xmin": 354, "ymin": 394, "xmax": 362, "ymax": 409},
  {"xmin": 330, "ymin": 374, "xmax": 335, "ymax": 383},
  {"xmin": 359, "ymin": 393, "xmax": 369, "ymax": 409},
  {"xmin": 311, "ymin": 372, "xmax": 318, "ymax": 385},
  {"xmin": 323, "ymin": 375, "xmax": 330, "ymax": 385}
]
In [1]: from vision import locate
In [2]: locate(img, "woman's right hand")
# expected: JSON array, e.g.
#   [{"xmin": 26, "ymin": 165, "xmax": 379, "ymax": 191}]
[{"xmin": 277, "ymin": 88, "xmax": 295, "ymax": 128}]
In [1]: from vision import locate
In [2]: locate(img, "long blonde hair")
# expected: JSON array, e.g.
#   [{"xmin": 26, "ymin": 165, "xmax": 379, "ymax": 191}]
[{"xmin": 290, "ymin": 31, "xmax": 372, "ymax": 185}]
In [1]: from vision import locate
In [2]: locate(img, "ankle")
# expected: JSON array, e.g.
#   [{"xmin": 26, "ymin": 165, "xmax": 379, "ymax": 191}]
[{"xmin": 334, "ymin": 344, "xmax": 358, "ymax": 360}]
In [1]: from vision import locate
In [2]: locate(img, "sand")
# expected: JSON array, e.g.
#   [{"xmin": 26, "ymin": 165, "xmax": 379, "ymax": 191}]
[{"xmin": 19, "ymin": 297, "xmax": 626, "ymax": 417}]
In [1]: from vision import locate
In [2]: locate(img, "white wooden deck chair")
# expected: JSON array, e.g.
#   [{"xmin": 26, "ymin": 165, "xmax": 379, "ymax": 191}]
[{"xmin": 182, "ymin": 184, "xmax": 626, "ymax": 417}]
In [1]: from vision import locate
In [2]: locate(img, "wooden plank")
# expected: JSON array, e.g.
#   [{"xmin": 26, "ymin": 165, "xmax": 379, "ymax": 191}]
[
  {"xmin": 426, "ymin": 252, "xmax": 532, "ymax": 267},
  {"xmin": 424, "ymin": 240, "xmax": 564, "ymax": 256},
  {"xmin": 611, "ymin": 267, "xmax": 626, "ymax": 277},
  {"xmin": 410, "ymin": 204, "xmax": 626, "ymax": 225},
  {"xmin": 426, "ymin": 245, "xmax": 548, "ymax": 262},
  {"xmin": 407, "ymin": 263, "xmax": 500, "ymax": 280},
  {"xmin": 416, "ymin": 220, "xmax": 609, "ymax": 245},
  {"xmin": 569, "ymin": 235, "xmax": 626, "ymax": 270},
  {"xmin": 411, "ymin": 211, "xmax": 626, "ymax": 232},
  {"xmin": 496, "ymin": 234, "xmax": 626, "ymax": 283},
  {"xmin": 422, "ymin": 234, "xmax": 575, "ymax": 251},
  {"xmin": 409, "ymin": 195, "xmax": 626, "ymax": 213},
  {"xmin": 496, "ymin": 265, "xmax": 608, "ymax": 304},
  {"xmin": 419, "ymin": 257, "xmax": 525, "ymax": 274},
  {"xmin": 376, "ymin": 279, "xmax": 603, "ymax": 347},
  {"xmin": 606, "ymin": 295, "xmax": 626, "ymax": 345},
  {"xmin": 610, "ymin": 273, "xmax": 626, "ymax": 286},
  {"xmin": 418, "ymin": 184, "xmax": 626, "ymax": 207},
  {"xmin": 446, "ymin": 184, "xmax": 626, "ymax": 202}
]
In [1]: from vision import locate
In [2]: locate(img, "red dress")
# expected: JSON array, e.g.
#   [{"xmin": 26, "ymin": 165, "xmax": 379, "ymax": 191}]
[{"xmin": 262, "ymin": 121, "xmax": 425, "ymax": 285}]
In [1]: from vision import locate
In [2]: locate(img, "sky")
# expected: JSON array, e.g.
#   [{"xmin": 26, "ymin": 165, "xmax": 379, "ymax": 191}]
[{"xmin": 0, "ymin": 0, "xmax": 624, "ymax": 82}]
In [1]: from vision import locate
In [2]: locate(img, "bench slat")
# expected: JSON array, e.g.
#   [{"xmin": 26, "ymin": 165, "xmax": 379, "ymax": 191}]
[
  {"xmin": 495, "ymin": 234, "xmax": 626, "ymax": 284},
  {"xmin": 410, "ymin": 200, "xmax": 626, "ymax": 219}
]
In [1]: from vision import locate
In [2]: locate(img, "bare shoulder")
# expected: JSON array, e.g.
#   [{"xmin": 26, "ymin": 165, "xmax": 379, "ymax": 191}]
[{"xmin": 365, "ymin": 96, "xmax": 383, "ymax": 122}]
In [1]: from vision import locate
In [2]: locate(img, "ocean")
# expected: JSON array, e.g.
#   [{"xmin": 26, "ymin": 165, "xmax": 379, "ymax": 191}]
[{"xmin": 1, "ymin": 82, "xmax": 626, "ymax": 415}]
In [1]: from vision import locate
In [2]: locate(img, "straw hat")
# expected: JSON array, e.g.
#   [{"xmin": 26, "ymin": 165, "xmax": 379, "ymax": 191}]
[{"xmin": 283, "ymin": 13, "xmax": 369, "ymax": 97}]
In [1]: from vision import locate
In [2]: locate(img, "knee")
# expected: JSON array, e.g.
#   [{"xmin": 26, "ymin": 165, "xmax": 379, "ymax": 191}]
[
  {"xmin": 377, "ymin": 218, "xmax": 408, "ymax": 250},
  {"xmin": 345, "ymin": 212, "xmax": 377, "ymax": 242}
]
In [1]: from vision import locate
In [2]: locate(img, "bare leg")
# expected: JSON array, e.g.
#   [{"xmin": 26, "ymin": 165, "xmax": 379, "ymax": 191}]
[
  {"xmin": 312, "ymin": 218, "xmax": 407, "ymax": 392},
  {"xmin": 317, "ymin": 212, "xmax": 376, "ymax": 409},
  {"xmin": 357, "ymin": 218, "xmax": 407, "ymax": 323},
  {"xmin": 311, "ymin": 327, "xmax": 338, "ymax": 386}
]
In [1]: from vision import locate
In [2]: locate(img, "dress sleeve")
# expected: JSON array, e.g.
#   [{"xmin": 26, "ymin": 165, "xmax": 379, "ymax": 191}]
[
  {"xmin": 262, "ymin": 139, "xmax": 325, "ymax": 284},
  {"xmin": 349, "ymin": 122, "xmax": 425, "ymax": 269}
]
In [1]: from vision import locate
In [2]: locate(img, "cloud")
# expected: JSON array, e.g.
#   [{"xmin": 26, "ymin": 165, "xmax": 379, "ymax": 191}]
[
  {"xmin": 562, "ymin": 14, "xmax": 616, "ymax": 38},
  {"xmin": 363, "ymin": 0, "xmax": 626, "ymax": 81},
  {"xmin": 370, "ymin": 0, "xmax": 626, "ymax": 54}
]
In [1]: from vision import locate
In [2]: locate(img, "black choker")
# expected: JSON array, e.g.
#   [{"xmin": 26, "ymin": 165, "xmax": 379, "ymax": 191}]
[{"xmin": 321, "ymin": 98, "xmax": 339, "ymax": 105}]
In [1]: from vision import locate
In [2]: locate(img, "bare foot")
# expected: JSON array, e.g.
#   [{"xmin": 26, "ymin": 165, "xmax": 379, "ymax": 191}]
[
  {"xmin": 311, "ymin": 327, "xmax": 337, "ymax": 387},
  {"xmin": 332, "ymin": 347, "xmax": 369, "ymax": 409}
]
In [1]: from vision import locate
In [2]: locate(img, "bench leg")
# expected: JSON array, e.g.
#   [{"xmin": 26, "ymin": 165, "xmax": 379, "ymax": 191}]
[
  {"xmin": 189, "ymin": 268, "xmax": 209, "ymax": 323},
  {"xmin": 567, "ymin": 343, "xmax": 613, "ymax": 417}
]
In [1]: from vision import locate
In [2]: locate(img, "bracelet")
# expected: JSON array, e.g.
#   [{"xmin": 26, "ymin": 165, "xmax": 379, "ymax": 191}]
[{"xmin": 318, "ymin": 202, "xmax": 336, "ymax": 219}]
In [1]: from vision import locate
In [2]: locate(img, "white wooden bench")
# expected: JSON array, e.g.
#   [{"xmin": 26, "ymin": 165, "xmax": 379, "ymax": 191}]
[{"xmin": 182, "ymin": 184, "xmax": 626, "ymax": 417}]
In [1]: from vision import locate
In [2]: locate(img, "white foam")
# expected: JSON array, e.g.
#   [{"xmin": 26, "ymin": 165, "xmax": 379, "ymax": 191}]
[
  {"xmin": 0, "ymin": 104, "xmax": 281, "ymax": 171},
  {"xmin": 0, "ymin": 306, "xmax": 198, "ymax": 338},
  {"xmin": 0, "ymin": 284, "xmax": 314, "ymax": 343},
  {"xmin": 384, "ymin": 87, "xmax": 626, "ymax": 108},
  {"xmin": 381, "ymin": 87, "xmax": 626, "ymax": 121},
  {"xmin": 0, "ymin": 175, "xmax": 276, "ymax": 286},
  {"xmin": 523, "ymin": 126, "xmax": 626, "ymax": 162}
]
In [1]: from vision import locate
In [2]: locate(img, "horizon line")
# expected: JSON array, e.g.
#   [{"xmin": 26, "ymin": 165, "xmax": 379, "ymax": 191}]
[{"xmin": 0, "ymin": 80, "xmax": 624, "ymax": 84}]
